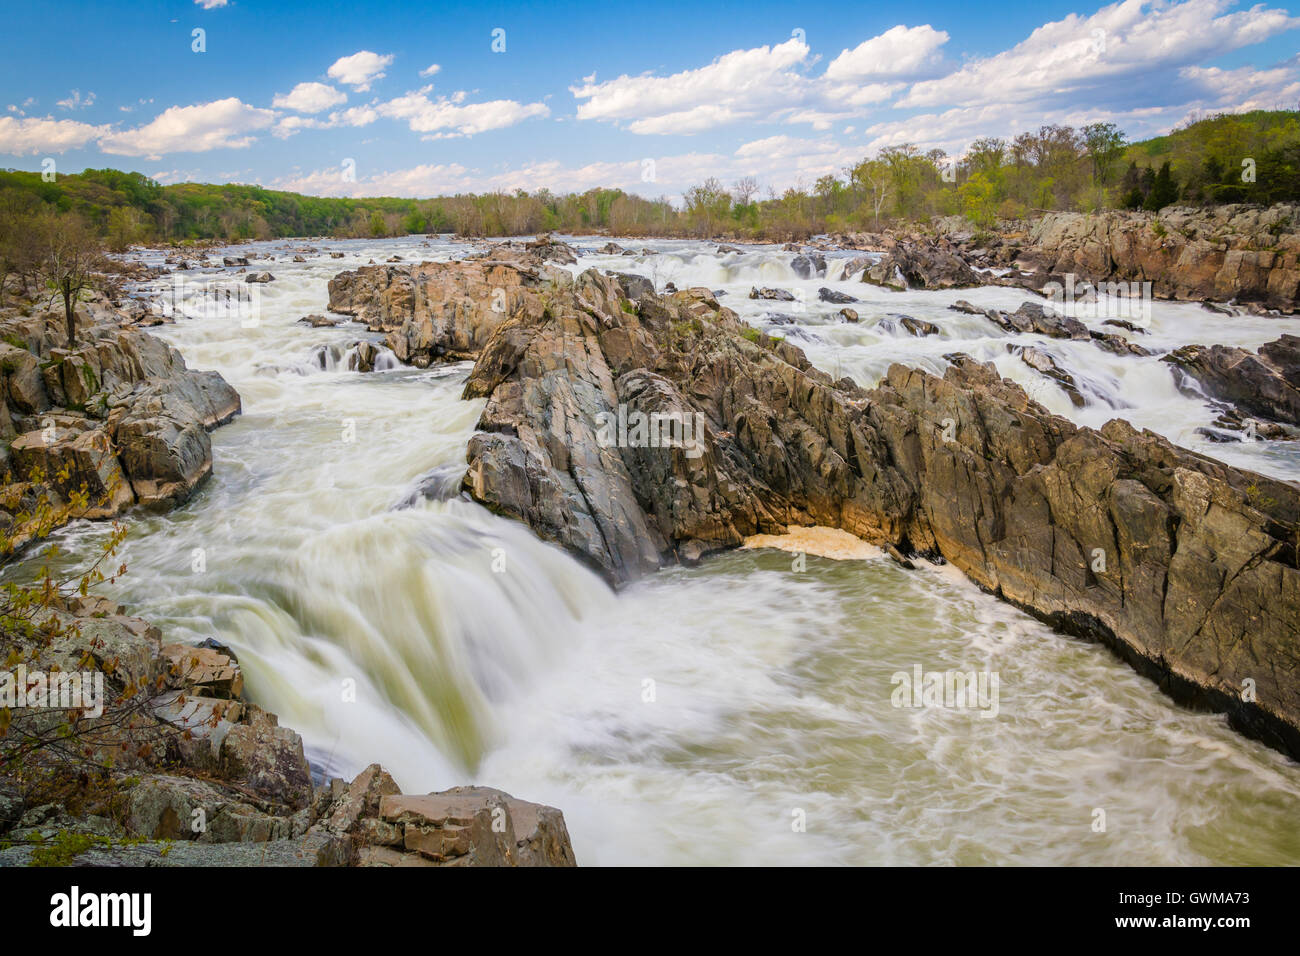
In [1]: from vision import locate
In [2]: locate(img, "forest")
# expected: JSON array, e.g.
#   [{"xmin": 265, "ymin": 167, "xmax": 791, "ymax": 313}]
[{"xmin": 0, "ymin": 109, "xmax": 1297, "ymax": 250}]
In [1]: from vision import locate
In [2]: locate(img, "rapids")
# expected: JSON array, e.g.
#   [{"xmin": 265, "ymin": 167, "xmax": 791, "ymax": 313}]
[{"xmin": 9, "ymin": 235, "xmax": 1300, "ymax": 865}]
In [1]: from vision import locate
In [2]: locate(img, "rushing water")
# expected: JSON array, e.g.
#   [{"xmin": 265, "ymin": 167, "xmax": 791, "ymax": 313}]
[{"xmin": 11, "ymin": 235, "xmax": 1300, "ymax": 865}]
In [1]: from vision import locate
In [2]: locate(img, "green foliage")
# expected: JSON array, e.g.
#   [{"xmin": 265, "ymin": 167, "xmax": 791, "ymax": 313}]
[{"xmin": 0, "ymin": 111, "xmax": 1295, "ymax": 249}]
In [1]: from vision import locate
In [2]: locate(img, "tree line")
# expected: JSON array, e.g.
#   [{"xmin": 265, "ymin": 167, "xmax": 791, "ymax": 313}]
[{"xmin": 1, "ymin": 110, "xmax": 1296, "ymax": 250}]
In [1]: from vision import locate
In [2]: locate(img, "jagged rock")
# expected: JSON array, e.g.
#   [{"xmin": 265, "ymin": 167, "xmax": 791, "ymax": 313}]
[
  {"xmin": 327, "ymin": 258, "xmax": 559, "ymax": 366},
  {"xmin": 246, "ymin": 272, "xmax": 275, "ymax": 283},
  {"xmin": 1012, "ymin": 205, "xmax": 1300, "ymax": 310},
  {"xmin": 1163, "ymin": 335, "xmax": 1300, "ymax": 426},
  {"xmin": 219, "ymin": 722, "xmax": 314, "ymax": 811},
  {"xmin": 863, "ymin": 242, "xmax": 981, "ymax": 290},
  {"xmin": 298, "ymin": 314, "xmax": 342, "ymax": 328},
  {"xmin": 749, "ymin": 287, "xmax": 795, "ymax": 301},
  {"xmin": 899, "ymin": 316, "xmax": 940, "ymax": 337},
  {"xmin": 1015, "ymin": 345, "xmax": 1085, "ymax": 407},
  {"xmin": 222, "ymin": 256, "xmax": 249, "ymax": 267},
  {"xmin": 983, "ymin": 301, "xmax": 1091, "ymax": 340},
  {"xmin": 792, "ymin": 254, "xmax": 826, "ymax": 278},
  {"xmin": 818, "ymin": 287, "xmax": 858, "ymax": 304},
  {"xmin": 375, "ymin": 788, "xmax": 575, "ymax": 867}
]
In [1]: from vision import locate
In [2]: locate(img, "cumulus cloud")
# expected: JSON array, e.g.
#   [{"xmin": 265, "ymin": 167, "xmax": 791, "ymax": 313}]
[
  {"xmin": 419, "ymin": 63, "xmax": 441, "ymax": 77},
  {"xmin": 0, "ymin": 116, "xmax": 108, "ymax": 155},
  {"xmin": 900, "ymin": 0, "xmax": 1299, "ymax": 109},
  {"xmin": 273, "ymin": 82, "xmax": 347, "ymax": 113},
  {"xmin": 570, "ymin": 29, "xmax": 954, "ymax": 134},
  {"xmin": 825, "ymin": 25, "xmax": 949, "ymax": 80},
  {"xmin": 272, "ymin": 102, "xmax": 381, "ymax": 138},
  {"xmin": 194, "ymin": 0, "xmax": 228, "ymax": 8},
  {"xmin": 378, "ymin": 87, "xmax": 549, "ymax": 137},
  {"xmin": 99, "ymin": 98, "xmax": 277, "ymax": 159},
  {"xmin": 571, "ymin": 38, "xmax": 813, "ymax": 133},
  {"xmin": 327, "ymin": 51, "xmax": 394, "ymax": 91}
]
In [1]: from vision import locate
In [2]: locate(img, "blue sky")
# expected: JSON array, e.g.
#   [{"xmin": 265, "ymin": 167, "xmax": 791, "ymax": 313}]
[{"xmin": 1, "ymin": 0, "xmax": 1297, "ymax": 200}]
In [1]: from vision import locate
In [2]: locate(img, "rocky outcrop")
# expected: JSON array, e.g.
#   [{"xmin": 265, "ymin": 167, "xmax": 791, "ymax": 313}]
[
  {"xmin": 993, "ymin": 204, "xmax": 1299, "ymax": 310},
  {"xmin": 326, "ymin": 257, "xmax": 565, "ymax": 366},
  {"xmin": 0, "ymin": 596, "xmax": 576, "ymax": 867},
  {"xmin": 1163, "ymin": 334, "xmax": 1300, "ymax": 429},
  {"xmin": 325, "ymin": 256, "xmax": 1300, "ymax": 760},
  {"xmin": 0, "ymin": 293, "xmax": 240, "ymax": 541},
  {"xmin": 862, "ymin": 241, "xmax": 982, "ymax": 291}
]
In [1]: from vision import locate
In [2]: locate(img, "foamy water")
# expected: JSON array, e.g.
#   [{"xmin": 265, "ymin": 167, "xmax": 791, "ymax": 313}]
[{"xmin": 11, "ymin": 234, "xmax": 1300, "ymax": 865}]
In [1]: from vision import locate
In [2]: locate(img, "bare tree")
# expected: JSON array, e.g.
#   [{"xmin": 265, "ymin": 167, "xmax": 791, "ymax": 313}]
[
  {"xmin": 732, "ymin": 176, "xmax": 760, "ymax": 206},
  {"xmin": 37, "ymin": 211, "xmax": 102, "ymax": 348}
]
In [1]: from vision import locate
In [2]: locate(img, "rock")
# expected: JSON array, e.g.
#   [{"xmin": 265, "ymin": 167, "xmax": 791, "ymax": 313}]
[
  {"xmin": 599, "ymin": 242, "xmax": 627, "ymax": 255},
  {"xmin": 246, "ymin": 272, "xmax": 275, "ymax": 283},
  {"xmin": 1015, "ymin": 345, "xmax": 1085, "ymax": 407},
  {"xmin": 899, "ymin": 316, "xmax": 940, "ymax": 337},
  {"xmin": 298, "ymin": 314, "xmax": 342, "ymax": 328},
  {"xmin": 293, "ymin": 255, "xmax": 307, "ymax": 263},
  {"xmin": 792, "ymin": 254, "xmax": 826, "ymax": 278},
  {"xmin": 1008, "ymin": 204, "xmax": 1299, "ymax": 311},
  {"xmin": 10, "ymin": 425, "xmax": 135, "ymax": 518},
  {"xmin": 377, "ymin": 788, "xmax": 575, "ymax": 867},
  {"xmin": 818, "ymin": 287, "xmax": 858, "ymax": 304},
  {"xmin": 160, "ymin": 642, "xmax": 243, "ymax": 698},
  {"xmin": 749, "ymin": 287, "xmax": 795, "ymax": 301},
  {"xmin": 327, "ymin": 257, "xmax": 559, "ymax": 366},
  {"xmin": 222, "ymin": 256, "xmax": 249, "ymax": 267},
  {"xmin": 984, "ymin": 301, "xmax": 1091, "ymax": 340},
  {"xmin": 1162, "ymin": 335, "xmax": 1300, "ymax": 426},
  {"xmin": 839, "ymin": 308, "xmax": 859, "ymax": 323},
  {"xmin": 219, "ymin": 722, "xmax": 314, "ymax": 810},
  {"xmin": 863, "ymin": 242, "xmax": 981, "ymax": 291}
]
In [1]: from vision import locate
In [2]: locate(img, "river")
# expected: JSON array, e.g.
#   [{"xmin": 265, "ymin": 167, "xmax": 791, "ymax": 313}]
[{"xmin": 12, "ymin": 235, "xmax": 1300, "ymax": 865}]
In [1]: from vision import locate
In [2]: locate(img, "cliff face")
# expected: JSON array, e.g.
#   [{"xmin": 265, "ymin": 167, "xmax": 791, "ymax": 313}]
[
  {"xmin": 0, "ymin": 292, "xmax": 241, "ymax": 545},
  {"xmin": 985, "ymin": 204, "xmax": 1299, "ymax": 310},
  {"xmin": 332, "ymin": 254, "xmax": 1300, "ymax": 761}
]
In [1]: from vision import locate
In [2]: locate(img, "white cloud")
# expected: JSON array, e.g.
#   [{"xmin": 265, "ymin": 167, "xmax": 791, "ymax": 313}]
[
  {"xmin": 327, "ymin": 51, "xmax": 394, "ymax": 91},
  {"xmin": 99, "ymin": 98, "xmax": 277, "ymax": 159},
  {"xmin": 194, "ymin": 0, "xmax": 228, "ymax": 8},
  {"xmin": 419, "ymin": 63, "xmax": 441, "ymax": 77},
  {"xmin": 900, "ymin": 0, "xmax": 1299, "ymax": 109},
  {"xmin": 56, "ymin": 89, "xmax": 96, "ymax": 111},
  {"xmin": 0, "ymin": 116, "xmax": 107, "ymax": 155},
  {"xmin": 570, "ymin": 30, "xmax": 951, "ymax": 135},
  {"xmin": 571, "ymin": 38, "xmax": 813, "ymax": 133},
  {"xmin": 273, "ymin": 82, "xmax": 347, "ymax": 113},
  {"xmin": 378, "ymin": 87, "xmax": 549, "ymax": 137},
  {"xmin": 272, "ymin": 102, "xmax": 380, "ymax": 139},
  {"xmin": 825, "ymin": 25, "xmax": 949, "ymax": 80}
]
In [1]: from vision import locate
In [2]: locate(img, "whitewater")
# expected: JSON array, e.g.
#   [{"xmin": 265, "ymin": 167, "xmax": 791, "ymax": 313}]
[{"xmin": 11, "ymin": 234, "xmax": 1300, "ymax": 865}]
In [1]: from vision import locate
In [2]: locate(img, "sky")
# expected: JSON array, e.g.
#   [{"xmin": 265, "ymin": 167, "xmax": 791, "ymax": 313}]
[{"xmin": 0, "ymin": 0, "xmax": 1297, "ymax": 202}]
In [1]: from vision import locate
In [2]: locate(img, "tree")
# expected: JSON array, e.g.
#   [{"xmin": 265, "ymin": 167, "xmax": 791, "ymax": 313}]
[
  {"xmin": 683, "ymin": 178, "xmax": 731, "ymax": 237},
  {"xmin": 36, "ymin": 211, "xmax": 101, "ymax": 348},
  {"xmin": 1082, "ymin": 122, "xmax": 1127, "ymax": 186},
  {"xmin": 732, "ymin": 176, "xmax": 759, "ymax": 206},
  {"xmin": 1143, "ymin": 161, "xmax": 1179, "ymax": 211}
]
